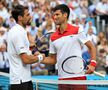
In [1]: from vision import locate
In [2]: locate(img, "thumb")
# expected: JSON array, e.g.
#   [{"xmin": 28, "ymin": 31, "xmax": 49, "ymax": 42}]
[{"xmin": 34, "ymin": 51, "xmax": 40, "ymax": 56}]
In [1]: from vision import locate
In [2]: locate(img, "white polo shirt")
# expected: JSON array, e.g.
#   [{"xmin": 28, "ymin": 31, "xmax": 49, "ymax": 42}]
[
  {"xmin": 50, "ymin": 24, "xmax": 90, "ymax": 79},
  {"xmin": 7, "ymin": 24, "xmax": 32, "ymax": 84},
  {"xmin": 96, "ymin": 2, "xmax": 108, "ymax": 15}
]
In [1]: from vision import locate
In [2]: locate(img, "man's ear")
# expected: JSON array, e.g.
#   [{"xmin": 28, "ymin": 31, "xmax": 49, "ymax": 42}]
[
  {"xmin": 18, "ymin": 15, "xmax": 22, "ymax": 21},
  {"xmin": 64, "ymin": 13, "xmax": 68, "ymax": 18}
]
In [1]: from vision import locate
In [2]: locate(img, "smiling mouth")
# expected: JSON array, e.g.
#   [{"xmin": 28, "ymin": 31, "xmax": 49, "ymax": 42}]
[{"xmin": 54, "ymin": 19, "xmax": 58, "ymax": 22}]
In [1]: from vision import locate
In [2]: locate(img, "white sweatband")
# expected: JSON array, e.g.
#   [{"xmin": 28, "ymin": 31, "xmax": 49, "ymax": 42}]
[
  {"xmin": 91, "ymin": 60, "xmax": 97, "ymax": 63},
  {"xmin": 37, "ymin": 54, "xmax": 43, "ymax": 63},
  {"xmin": 90, "ymin": 60, "xmax": 97, "ymax": 67}
]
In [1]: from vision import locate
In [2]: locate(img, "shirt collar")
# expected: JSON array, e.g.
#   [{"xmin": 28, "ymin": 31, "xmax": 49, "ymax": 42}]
[
  {"xmin": 16, "ymin": 24, "xmax": 27, "ymax": 35},
  {"xmin": 57, "ymin": 24, "xmax": 69, "ymax": 35}
]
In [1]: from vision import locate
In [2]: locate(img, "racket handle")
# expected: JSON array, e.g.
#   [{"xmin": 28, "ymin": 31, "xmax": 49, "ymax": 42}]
[{"xmin": 93, "ymin": 71, "xmax": 105, "ymax": 78}]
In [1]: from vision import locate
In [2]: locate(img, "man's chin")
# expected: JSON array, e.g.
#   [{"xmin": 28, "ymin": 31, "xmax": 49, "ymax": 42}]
[
  {"xmin": 26, "ymin": 22, "xmax": 31, "ymax": 25},
  {"xmin": 55, "ymin": 22, "xmax": 60, "ymax": 25}
]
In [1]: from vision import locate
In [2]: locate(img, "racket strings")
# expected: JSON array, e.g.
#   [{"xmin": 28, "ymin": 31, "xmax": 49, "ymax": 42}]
[{"xmin": 62, "ymin": 56, "xmax": 85, "ymax": 74}]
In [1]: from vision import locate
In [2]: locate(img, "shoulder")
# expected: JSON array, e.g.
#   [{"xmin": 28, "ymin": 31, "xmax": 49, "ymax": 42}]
[
  {"xmin": 9, "ymin": 24, "xmax": 25, "ymax": 37},
  {"xmin": 70, "ymin": 24, "xmax": 84, "ymax": 33},
  {"xmin": 50, "ymin": 24, "xmax": 83, "ymax": 41},
  {"xmin": 50, "ymin": 31, "xmax": 58, "ymax": 42},
  {"xmin": 68, "ymin": 24, "xmax": 79, "ymax": 30}
]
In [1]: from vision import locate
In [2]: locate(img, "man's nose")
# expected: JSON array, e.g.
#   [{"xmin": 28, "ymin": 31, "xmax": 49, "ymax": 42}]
[{"xmin": 53, "ymin": 15, "xmax": 57, "ymax": 20}]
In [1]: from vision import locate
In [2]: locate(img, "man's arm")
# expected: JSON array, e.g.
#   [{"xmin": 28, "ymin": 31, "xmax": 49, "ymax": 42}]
[
  {"xmin": 20, "ymin": 51, "xmax": 45, "ymax": 64},
  {"xmin": 85, "ymin": 41, "xmax": 96, "ymax": 60},
  {"xmin": 85, "ymin": 41, "xmax": 97, "ymax": 74},
  {"xmin": 41, "ymin": 54, "xmax": 57, "ymax": 65}
]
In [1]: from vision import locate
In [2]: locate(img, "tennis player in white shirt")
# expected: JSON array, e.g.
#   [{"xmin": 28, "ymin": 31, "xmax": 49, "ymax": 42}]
[{"xmin": 7, "ymin": 5, "xmax": 45, "ymax": 90}]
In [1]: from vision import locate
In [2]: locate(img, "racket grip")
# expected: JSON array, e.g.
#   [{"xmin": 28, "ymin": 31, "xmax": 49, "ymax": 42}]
[
  {"xmin": 37, "ymin": 54, "xmax": 44, "ymax": 63},
  {"xmin": 93, "ymin": 71, "xmax": 105, "ymax": 77}
]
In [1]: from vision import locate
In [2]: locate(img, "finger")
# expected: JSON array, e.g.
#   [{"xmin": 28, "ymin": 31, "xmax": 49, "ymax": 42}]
[
  {"xmin": 85, "ymin": 69, "xmax": 90, "ymax": 74},
  {"xmin": 86, "ymin": 68, "xmax": 94, "ymax": 74},
  {"xmin": 42, "ymin": 54, "xmax": 45, "ymax": 58},
  {"xmin": 85, "ymin": 65, "xmax": 94, "ymax": 74},
  {"xmin": 34, "ymin": 51, "xmax": 40, "ymax": 56}
]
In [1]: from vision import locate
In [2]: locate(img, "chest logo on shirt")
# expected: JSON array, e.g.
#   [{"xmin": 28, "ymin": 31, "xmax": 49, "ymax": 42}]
[
  {"xmin": 20, "ymin": 47, "xmax": 25, "ymax": 49},
  {"xmin": 70, "ymin": 35, "xmax": 73, "ymax": 37}
]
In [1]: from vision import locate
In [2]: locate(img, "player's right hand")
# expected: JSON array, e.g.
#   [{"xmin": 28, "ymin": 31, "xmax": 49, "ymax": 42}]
[{"xmin": 34, "ymin": 51, "xmax": 40, "ymax": 56}]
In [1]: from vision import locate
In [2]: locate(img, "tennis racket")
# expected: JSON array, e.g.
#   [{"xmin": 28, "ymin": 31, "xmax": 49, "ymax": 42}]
[
  {"xmin": 32, "ymin": 30, "xmax": 55, "ymax": 54},
  {"xmin": 61, "ymin": 56, "xmax": 105, "ymax": 77},
  {"xmin": 35, "ymin": 30, "xmax": 55, "ymax": 45}
]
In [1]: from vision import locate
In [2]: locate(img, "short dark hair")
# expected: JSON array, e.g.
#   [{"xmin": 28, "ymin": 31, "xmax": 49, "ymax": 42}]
[
  {"xmin": 11, "ymin": 5, "xmax": 28, "ymax": 22},
  {"xmin": 52, "ymin": 4, "xmax": 70, "ymax": 19},
  {"xmin": 99, "ymin": 49, "xmax": 105, "ymax": 53}
]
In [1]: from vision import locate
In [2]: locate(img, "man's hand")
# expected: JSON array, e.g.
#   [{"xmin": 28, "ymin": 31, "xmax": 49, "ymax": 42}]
[
  {"xmin": 34, "ymin": 51, "xmax": 40, "ymax": 56},
  {"xmin": 34, "ymin": 51, "xmax": 45, "ymax": 63},
  {"xmin": 0, "ymin": 44, "xmax": 6, "ymax": 52},
  {"xmin": 85, "ymin": 65, "xmax": 95, "ymax": 74}
]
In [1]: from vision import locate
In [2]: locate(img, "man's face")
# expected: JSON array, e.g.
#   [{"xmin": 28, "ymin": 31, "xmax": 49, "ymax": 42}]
[
  {"xmin": 102, "ymin": 0, "xmax": 107, "ymax": 3},
  {"xmin": 22, "ymin": 9, "xmax": 32, "ymax": 26},
  {"xmin": 0, "ymin": 17, "xmax": 3, "ymax": 25},
  {"xmin": 0, "ymin": 2, "xmax": 3, "ymax": 10},
  {"xmin": 53, "ymin": 10, "xmax": 66, "ymax": 25},
  {"xmin": 89, "ymin": 21, "xmax": 92, "ymax": 26}
]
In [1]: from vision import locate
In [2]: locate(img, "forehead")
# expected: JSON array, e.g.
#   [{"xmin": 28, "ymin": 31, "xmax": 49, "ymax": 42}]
[
  {"xmin": 24, "ymin": 9, "xmax": 29, "ymax": 14},
  {"xmin": 53, "ymin": 10, "xmax": 62, "ymax": 15},
  {"xmin": 23, "ymin": 9, "xmax": 30, "ymax": 16}
]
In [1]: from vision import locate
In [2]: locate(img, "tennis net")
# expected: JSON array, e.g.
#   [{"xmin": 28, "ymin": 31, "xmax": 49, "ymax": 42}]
[
  {"xmin": 0, "ymin": 72, "xmax": 9, "ymax": 90},
  {"xmin": 1, "ymin": 71, "xmax": 108, "ymax": 90}
]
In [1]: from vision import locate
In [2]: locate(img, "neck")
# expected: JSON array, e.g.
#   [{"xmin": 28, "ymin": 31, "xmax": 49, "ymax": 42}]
[
  {"xmin": 0, "ymin": 24, "xmax": 2, "ymax": 27},
  {"xmin": 18, "ymin": 21, "xmax": 26, "ymax": 28},
  {"xmin": 102, "ymin": 2, "xmax": 106, "ymax": 4},
  {"xmin": 59, "ymin": 21, "xmax": 68, "ymax": 33},
  {"xmin": 89, "ymin": 33, "xmax": 92, "ymax": 35}
]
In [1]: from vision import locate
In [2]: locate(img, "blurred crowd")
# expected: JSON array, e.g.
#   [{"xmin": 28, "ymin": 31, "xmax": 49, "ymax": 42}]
[{"xmin": 0, "ymin": 0, "xmax": 108, "ymax": 75}]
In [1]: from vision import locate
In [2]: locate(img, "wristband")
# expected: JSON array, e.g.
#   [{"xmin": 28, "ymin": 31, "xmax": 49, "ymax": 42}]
[
  {"xmin": 90, "ymin": 60, "xmax": 97, "ymax": 67},
  {"xmin": 37, "ymin": 54, "xmax": 43, "ymax": 63}
]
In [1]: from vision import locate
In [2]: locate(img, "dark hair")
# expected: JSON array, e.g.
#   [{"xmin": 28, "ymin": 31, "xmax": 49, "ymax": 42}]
[
  {"xmin": 52, "ymin": 4, "xmax": 70, "ymax": 19},
  {"xmin": 99, "ymin": 49, "xmax": 105, "ymax": 53},
  {"xmin": 11, "ymin": 5, "xmax": 28, "ymax": 22}
]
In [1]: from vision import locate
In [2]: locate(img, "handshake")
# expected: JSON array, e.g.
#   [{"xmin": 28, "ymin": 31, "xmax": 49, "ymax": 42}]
[{"xmin": 34, "ymin": 51, "xmax": 45, "ymax": 63}]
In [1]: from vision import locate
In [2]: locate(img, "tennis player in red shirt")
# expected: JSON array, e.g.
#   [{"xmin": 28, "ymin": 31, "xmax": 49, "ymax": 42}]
[{"xmin": 39, "ymin": 4, "xmax": 96, "ymax": 90}]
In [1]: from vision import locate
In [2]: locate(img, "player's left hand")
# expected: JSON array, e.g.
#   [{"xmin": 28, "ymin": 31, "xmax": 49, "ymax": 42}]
[{"xmin": 85, "ymin": 65, "xmax": 95, "ymax": 74}]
